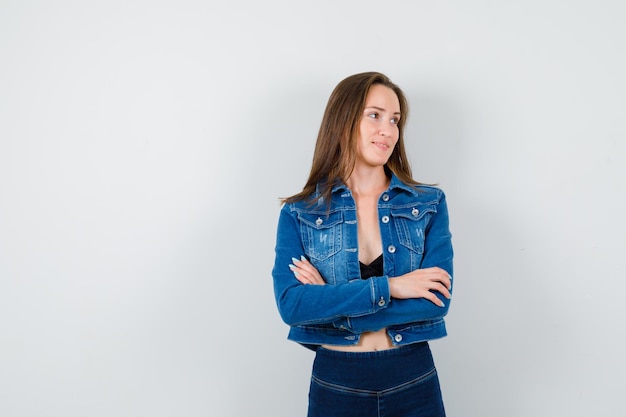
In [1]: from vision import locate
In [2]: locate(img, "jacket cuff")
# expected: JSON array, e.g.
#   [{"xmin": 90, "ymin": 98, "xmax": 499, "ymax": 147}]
[
  {"xmin": 371, "ymin": 275, "xmax": 391, "ymax": 310},
  {"xmin": 332, "ymin": 276, "xmax": 391, "ymax": 332}
]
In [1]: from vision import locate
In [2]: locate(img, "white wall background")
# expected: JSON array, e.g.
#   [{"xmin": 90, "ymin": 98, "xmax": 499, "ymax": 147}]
[{"xmin": 1, "ymin": 1, "xmax": 624, "ymax": 416}]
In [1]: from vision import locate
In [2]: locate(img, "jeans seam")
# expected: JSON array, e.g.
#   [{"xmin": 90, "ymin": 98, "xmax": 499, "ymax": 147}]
[{"xmin": 311, "ymin": 367, "xmax": 437, "ymax": 397}]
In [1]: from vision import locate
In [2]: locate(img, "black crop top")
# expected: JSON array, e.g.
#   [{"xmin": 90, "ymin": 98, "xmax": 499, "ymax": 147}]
[{"xmin": 359, "ymin": 254, "xmax": 384, "ymax": 279}]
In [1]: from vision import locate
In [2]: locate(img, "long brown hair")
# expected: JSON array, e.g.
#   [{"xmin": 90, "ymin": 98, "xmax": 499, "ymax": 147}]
[{"xmin": 283, "ymin": 72, "xmax": 418, "ymax": 205}]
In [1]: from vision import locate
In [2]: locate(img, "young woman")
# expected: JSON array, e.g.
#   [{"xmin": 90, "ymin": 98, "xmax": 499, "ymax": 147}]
[{"xmin": 272, "ymin": 72, "xmax": 454, "ymax": 417}]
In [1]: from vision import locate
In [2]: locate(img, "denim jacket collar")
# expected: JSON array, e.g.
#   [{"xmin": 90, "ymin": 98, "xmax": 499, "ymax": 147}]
[{"xmin": 326, "ymin": 171, "xmax": 420, "ymax": 197}]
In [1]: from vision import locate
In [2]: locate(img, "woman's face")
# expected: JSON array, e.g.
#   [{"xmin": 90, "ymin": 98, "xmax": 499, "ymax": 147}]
[{"xmin": 355, "ymin": 84, "xmax": 401, "ymax": 169}]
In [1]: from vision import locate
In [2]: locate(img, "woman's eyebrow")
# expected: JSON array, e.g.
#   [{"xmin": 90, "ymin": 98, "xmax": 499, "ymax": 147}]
[{"xmin": 364, "ymin": 106, "xmax": 401, "ymax": 115}]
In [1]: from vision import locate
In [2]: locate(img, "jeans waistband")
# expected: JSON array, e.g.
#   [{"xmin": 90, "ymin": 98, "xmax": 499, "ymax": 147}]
[{"xmin": 312, "ymin": 342, "xmax": 435, "ymax": 391}]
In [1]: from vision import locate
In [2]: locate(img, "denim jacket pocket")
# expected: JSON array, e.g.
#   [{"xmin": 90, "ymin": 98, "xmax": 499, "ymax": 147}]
[
  {"xmin": 297, "ymin": 210, "xmax": 343, "ymax": 261},
  {"xmin": 391, "ymin": 204, "xmax": 437, "ymax": 255}
]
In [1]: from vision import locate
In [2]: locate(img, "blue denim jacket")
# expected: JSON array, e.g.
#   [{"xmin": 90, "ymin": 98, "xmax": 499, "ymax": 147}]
[{"xmin": 272, "ymin": 173, "xmax": 453, "ymax": 349}]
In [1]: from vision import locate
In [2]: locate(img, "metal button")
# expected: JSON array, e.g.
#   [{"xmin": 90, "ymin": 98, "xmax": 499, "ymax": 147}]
[
  {"xmin": 411, "ymin": 208, "xmax": 419, "ymax": 217},
  {"xmin": 387, "ymin": 245, "xmax": 396, "ymax": 253},
  {"xmin": 378, "ymin": 297, "xmax": 386, "ymax": 307},
  {"xmin": 315, "ymin": 217, "xmax": 323, "ymax": 226},
  {"xmin": 381, "ymin": 215, "xmax": 389, "ymax": 224},
  {"xmin": 394, "ymin": 334, "xmax": 403, "ymax": 342},
  {"xmin": 382, "ymin": 194, "xmax": 389, "ymax": 201}
]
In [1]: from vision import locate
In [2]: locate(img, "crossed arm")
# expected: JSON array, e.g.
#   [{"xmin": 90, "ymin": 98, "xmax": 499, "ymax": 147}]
[{"xmin": 290, "ymin": 257, "xmax": 451, "ymax": 307}]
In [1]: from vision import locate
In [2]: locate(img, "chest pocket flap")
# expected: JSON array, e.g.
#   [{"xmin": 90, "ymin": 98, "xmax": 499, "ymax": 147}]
[
  {"xmin": 391, "ymin": 204, "xmax": 437, "ymax": 253},
  {"xmin": 296, "ymin": 211, "xmax": 343, "ymax": 261}
]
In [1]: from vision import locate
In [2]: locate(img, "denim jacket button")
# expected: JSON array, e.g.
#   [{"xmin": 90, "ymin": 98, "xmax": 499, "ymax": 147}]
[
  {"xmin": 377, "ymin": 297, "xmax": 386, "ymax": 307},
  {"xmin": 394, "ymin": 334, "xmax": 403, "ymax": 343},
  {"xmin": 381, "ymin": 215, "xmax": 389, "ymax": 224},
  {"xmin": 411, "ymin": 208, "xmax": 419, "ymax": 216},
  {"xmin": 382, "ymin": 194, "xmax": 390, "ymax": 201},
  {"xmin": 315, "ymin": 217, "xmax": 323, "ymax": 226},
  {"xmin": 387, "ymin": 245, "xmax": 396, "ymax": 253}
]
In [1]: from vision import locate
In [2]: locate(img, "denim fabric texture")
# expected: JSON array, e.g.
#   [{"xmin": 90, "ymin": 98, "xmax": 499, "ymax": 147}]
[
  {"xmin": 272, "ymin": 173, "xmax": 454, "ymax": 348},
  {"xmin": 308, "ymin": 343, "xmax": 446, "ymax": 417}
]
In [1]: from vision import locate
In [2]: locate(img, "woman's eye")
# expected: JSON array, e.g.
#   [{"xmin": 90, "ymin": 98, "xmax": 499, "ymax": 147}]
[
  {"xmin": 390, "ymin": 117, "xmax": 399, "ymax": 124},
  {"xmin": 368, "ymin": 112, "xmax": 379, "ymax": 119}
]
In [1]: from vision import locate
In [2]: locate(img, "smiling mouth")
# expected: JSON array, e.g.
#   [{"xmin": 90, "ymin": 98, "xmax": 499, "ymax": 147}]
[{"xmin": 373, "ymin": 141, "xmax": 389, "ymax": 149}]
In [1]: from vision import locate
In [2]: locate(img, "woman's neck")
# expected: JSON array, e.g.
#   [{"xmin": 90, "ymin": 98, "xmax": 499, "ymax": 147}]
[{"xmin": 346, "ymin": 166, "xmax": 389, "ymax": 197}]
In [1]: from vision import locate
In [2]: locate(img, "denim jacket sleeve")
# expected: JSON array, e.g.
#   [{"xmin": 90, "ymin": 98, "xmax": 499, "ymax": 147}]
[
  {"xmin": 272, "ymin": 203, "xmax": 392, "ymax": 327},
  {"xmin": 338, "ymin": 191, "xmax": 454, "ymax": 333}
]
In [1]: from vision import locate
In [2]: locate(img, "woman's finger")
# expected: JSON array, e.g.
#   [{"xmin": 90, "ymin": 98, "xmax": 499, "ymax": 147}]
[{"xmin": 290, "ymin": 257, "xmax": 325, "ymax": 285}]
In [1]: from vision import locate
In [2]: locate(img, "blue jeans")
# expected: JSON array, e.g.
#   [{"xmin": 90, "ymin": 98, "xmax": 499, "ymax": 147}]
[{"xmin": 308, "ymin": 342, "xmax": 446, "ymax": 417}]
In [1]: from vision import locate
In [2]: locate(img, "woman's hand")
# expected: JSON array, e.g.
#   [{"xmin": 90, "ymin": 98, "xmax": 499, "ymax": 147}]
[
  {"xmin": 289, "ymin": 256, "xmax": 326, "ymax": 285},
  {"xmin": 389, "ymin": 267, "xmax": 451, "ymax": 307}
]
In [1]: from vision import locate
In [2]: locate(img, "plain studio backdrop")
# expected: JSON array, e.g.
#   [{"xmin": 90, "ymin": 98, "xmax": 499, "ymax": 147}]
[{"xmin": 1, "ymin": 1, "xmax": 625, "ymax": 416}]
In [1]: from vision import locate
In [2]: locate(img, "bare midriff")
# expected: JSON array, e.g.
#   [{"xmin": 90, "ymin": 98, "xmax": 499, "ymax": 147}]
[{"xmin": 322, "ymin": 328, "xmax": 397, "ymax": 352}]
